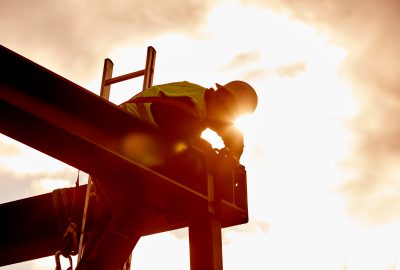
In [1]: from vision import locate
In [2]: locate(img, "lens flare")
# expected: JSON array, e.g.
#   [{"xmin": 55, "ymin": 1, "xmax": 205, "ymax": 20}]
[
  {"xmin": 234, "ymin": 114, "xmax": 253, "ymax": 134},
  {"xmin": 201, "ymin": 128, "xmax": 225, "ymax": 149},
  {"xmin": 121, "ymin": 133, "xmax": 165, "ymax": 167}
]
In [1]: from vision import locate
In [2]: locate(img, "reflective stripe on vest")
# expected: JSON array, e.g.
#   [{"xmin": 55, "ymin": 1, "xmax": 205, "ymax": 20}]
[{"xmin": 120, "ymin": 81, "xmax": 208, "ymax": 126}]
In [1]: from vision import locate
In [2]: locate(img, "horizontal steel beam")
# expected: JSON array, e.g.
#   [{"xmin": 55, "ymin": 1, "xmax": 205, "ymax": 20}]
[{"xmin": 0, "ymin": 185, "xmax": 189, "ymax": 266}]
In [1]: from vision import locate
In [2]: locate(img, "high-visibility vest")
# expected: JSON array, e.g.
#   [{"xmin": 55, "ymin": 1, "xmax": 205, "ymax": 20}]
[{"xmin": 120, "ymin": 81, "xmax": 209, "ymax": 127}]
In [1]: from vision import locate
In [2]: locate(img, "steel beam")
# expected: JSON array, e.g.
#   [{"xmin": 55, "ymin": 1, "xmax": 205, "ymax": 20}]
[
  {"xmin": 0, "ymin": 184, "xmax": 190, "ymax": 266},
  {"xmin": 0, "ymin": 45, "xmax": 248, "ymax": 268},
  {"xmin": 0, "ymin": 44, "xmax": 209, "ymax": 212}
]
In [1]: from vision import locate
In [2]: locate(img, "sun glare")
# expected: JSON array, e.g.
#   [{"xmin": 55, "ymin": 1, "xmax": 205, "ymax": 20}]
[
  {"xmin": 234, "ymin": 114, "xmax": 255, "ymax": 134},
  {"xmin": 201, "ymin": 128, "xmax": 225, "ymax": 149}
]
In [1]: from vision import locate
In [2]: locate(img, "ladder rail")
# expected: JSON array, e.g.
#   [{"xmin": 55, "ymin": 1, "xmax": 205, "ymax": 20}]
[{"xmin": 77, "ymin": 46, "xmax": 156, "ymax": 269}]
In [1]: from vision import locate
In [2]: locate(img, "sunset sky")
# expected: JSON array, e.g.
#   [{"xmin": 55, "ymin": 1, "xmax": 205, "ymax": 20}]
[{"xmin": 1, "ymin": 0, "xmax": 400, "ymax": 269}]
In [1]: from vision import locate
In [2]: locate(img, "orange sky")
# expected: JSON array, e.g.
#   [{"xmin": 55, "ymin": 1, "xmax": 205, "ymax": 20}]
[{"xmin": 1, "ymin": 0, "xmax": 400, "ymax": 269}]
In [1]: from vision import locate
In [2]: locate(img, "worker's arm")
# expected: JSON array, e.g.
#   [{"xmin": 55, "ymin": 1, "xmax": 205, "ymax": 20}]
[{"xmin": 215, "ymin": 125, "xmax": 244, "ymax": 160}]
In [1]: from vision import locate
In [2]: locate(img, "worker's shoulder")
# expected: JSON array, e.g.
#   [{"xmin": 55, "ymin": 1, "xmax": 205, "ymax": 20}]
[
  {"xmin": 151, "ymin": 81, "xmax": 206, "ymax": 91},
  {"xmin": 144, "ymin": 81, "xmax": 206, "ymax": 96}
]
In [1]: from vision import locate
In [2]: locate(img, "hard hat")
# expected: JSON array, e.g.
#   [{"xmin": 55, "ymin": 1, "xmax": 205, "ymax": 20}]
[{"xmin": 216, "ymin": 80, "xmax": 258, "ymax": 114}]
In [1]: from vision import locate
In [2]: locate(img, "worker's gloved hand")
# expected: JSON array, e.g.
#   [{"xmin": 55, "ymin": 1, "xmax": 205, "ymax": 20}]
[
  {"xmin": 213, "ymin": 147, "xmax": 240, "ymax": 172},
  {"xmin": 214, "ymin": 125, "xmax": 244, "ymax": 160},
  {"xmin": 214, "ymin": 147, "xmax": 237, "ymax": 161},
  {"xmin": 212, "ymin": 147, "xmax": 241, "ymax": 201}
]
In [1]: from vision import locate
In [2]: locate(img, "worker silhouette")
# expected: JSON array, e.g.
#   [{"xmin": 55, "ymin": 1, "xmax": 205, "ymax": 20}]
[{"xmin": 75, "ymin": 80, "xmax": 258, "ymax": 270}]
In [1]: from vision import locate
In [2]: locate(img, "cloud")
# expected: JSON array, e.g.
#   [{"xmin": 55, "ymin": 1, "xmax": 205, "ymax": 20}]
[
  {"xmin": 243, "ymin": 0, "xmax": 400, "ymax": 224},
  {"xmin": 168, "ymin": 228, "xmax": 188, "ymax": 240},
  {"xmin": 224, "ymin": 52, "xmax": 305, "ymax": 81},
  {"xmin": 0, "ymin": 142, "xmax": 21, "ymax": 156},
  {"xmin": 227, "ymin": 218, "xmax": 270, "ymax": 234},
  {"xmin": 340, "ymin": 167, "xmax": 400, "ymax": 225},
  {"xmin": 274, "ymin": 61, "xmax": 305, "ymax": 77},
  {"xmin": 0, "ymin": 0, "xmax": 215, "ymax": 82},
  {"xmin": 0, "ymin": 169, "xmax": 32, "ymax": 203},
  {"xmin": 168, "ymin": 218, "xmax": 269, "ymax": 244},
  {"xmin": 242, "ymin": 68, "xmax": 270, "ymax": 81},
  {"xmin": 0, "ymin": 166, "xmax": 80, "ymax": 203},
  {"xmin": 222, "ymin": 218, "xmax": 269, "ymax": 244},
  {"xmin": 225, "ymin": 51, "xmax": 261, "ymax": 69}
]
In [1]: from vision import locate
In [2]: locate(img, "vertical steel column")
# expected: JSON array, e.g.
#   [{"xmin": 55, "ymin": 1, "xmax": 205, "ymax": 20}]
[
  {"xmin": 189, "ymin": 215, "xmax": 223, "ymax": 270},
  {"xmin": 188, "ymin": 154, "xmax": 223, "ymax": 270}
]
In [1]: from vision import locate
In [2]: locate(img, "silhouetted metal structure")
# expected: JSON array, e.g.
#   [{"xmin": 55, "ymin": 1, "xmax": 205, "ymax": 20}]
[{"xmin": 0, "ymin": 45, "xmax": 248, "ymax": 269}]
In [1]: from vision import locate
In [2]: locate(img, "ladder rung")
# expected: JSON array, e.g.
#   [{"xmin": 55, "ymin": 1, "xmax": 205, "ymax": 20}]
[{"xmin": 105, "ymin": 69, "xmax": 145, "ymax": 86}]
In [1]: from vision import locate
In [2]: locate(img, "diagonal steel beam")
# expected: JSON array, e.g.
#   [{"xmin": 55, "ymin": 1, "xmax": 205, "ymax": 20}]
[
  {"xmin": 0, "ymin": 44, "xmax": 209, "ymax": 210},
  {"xmin": 0, "ymin": 45, "xmax": 248, "ymax": 268}
]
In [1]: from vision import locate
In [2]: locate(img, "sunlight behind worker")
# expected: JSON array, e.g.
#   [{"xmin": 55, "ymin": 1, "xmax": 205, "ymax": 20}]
[
  {"xmin": 234, "ymin": 114, "xmax": 255, "ymax": 134},
  {"xmin": 201, "ymin": 128, "xmax": 225, "ymax": 149},
  {"xmin": 76, "ymin": 80, "xmax": 258, "ymax": 270},
  {"xmin": 205, "ymin": 81, "xmax": 258, "ymax": 127},
  {"xmin": 215, "ymin": 81, "xmax": 258, "ymax": 116},
  {"xmin": 120, "ymin": 80, "xmax": 258, "ymax": 159}
]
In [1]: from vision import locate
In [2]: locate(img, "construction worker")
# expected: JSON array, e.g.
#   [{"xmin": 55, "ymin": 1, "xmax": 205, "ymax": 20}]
[{"xmin": 76, "ymin": 80, "xmax": 258, "ymax": 270}]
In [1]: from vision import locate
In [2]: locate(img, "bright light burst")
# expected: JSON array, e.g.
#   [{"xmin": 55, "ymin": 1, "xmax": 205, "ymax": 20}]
[
  {"xmin": 234, "ymin": 114, "xmax": 255, "ymax": 134},
  {"xmin": 201, "ymin": 128, "xmax": 225, "ymax": 149}
]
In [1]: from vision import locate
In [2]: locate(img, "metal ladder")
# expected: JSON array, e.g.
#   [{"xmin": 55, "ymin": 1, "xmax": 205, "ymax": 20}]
[{"xmin": 77, "ymin": 46, "xmax": 156, "ymax": 270}]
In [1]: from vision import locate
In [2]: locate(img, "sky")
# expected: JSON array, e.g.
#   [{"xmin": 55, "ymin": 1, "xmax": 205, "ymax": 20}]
[{"xmin": 1, "ymin": 0, "xmax": 400, "ymax": 269}]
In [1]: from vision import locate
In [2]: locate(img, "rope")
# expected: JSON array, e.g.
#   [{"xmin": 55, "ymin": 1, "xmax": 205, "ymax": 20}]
[{"xmin": 55, "ymin": 170, "xmax": 80, "ymax": 269}]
